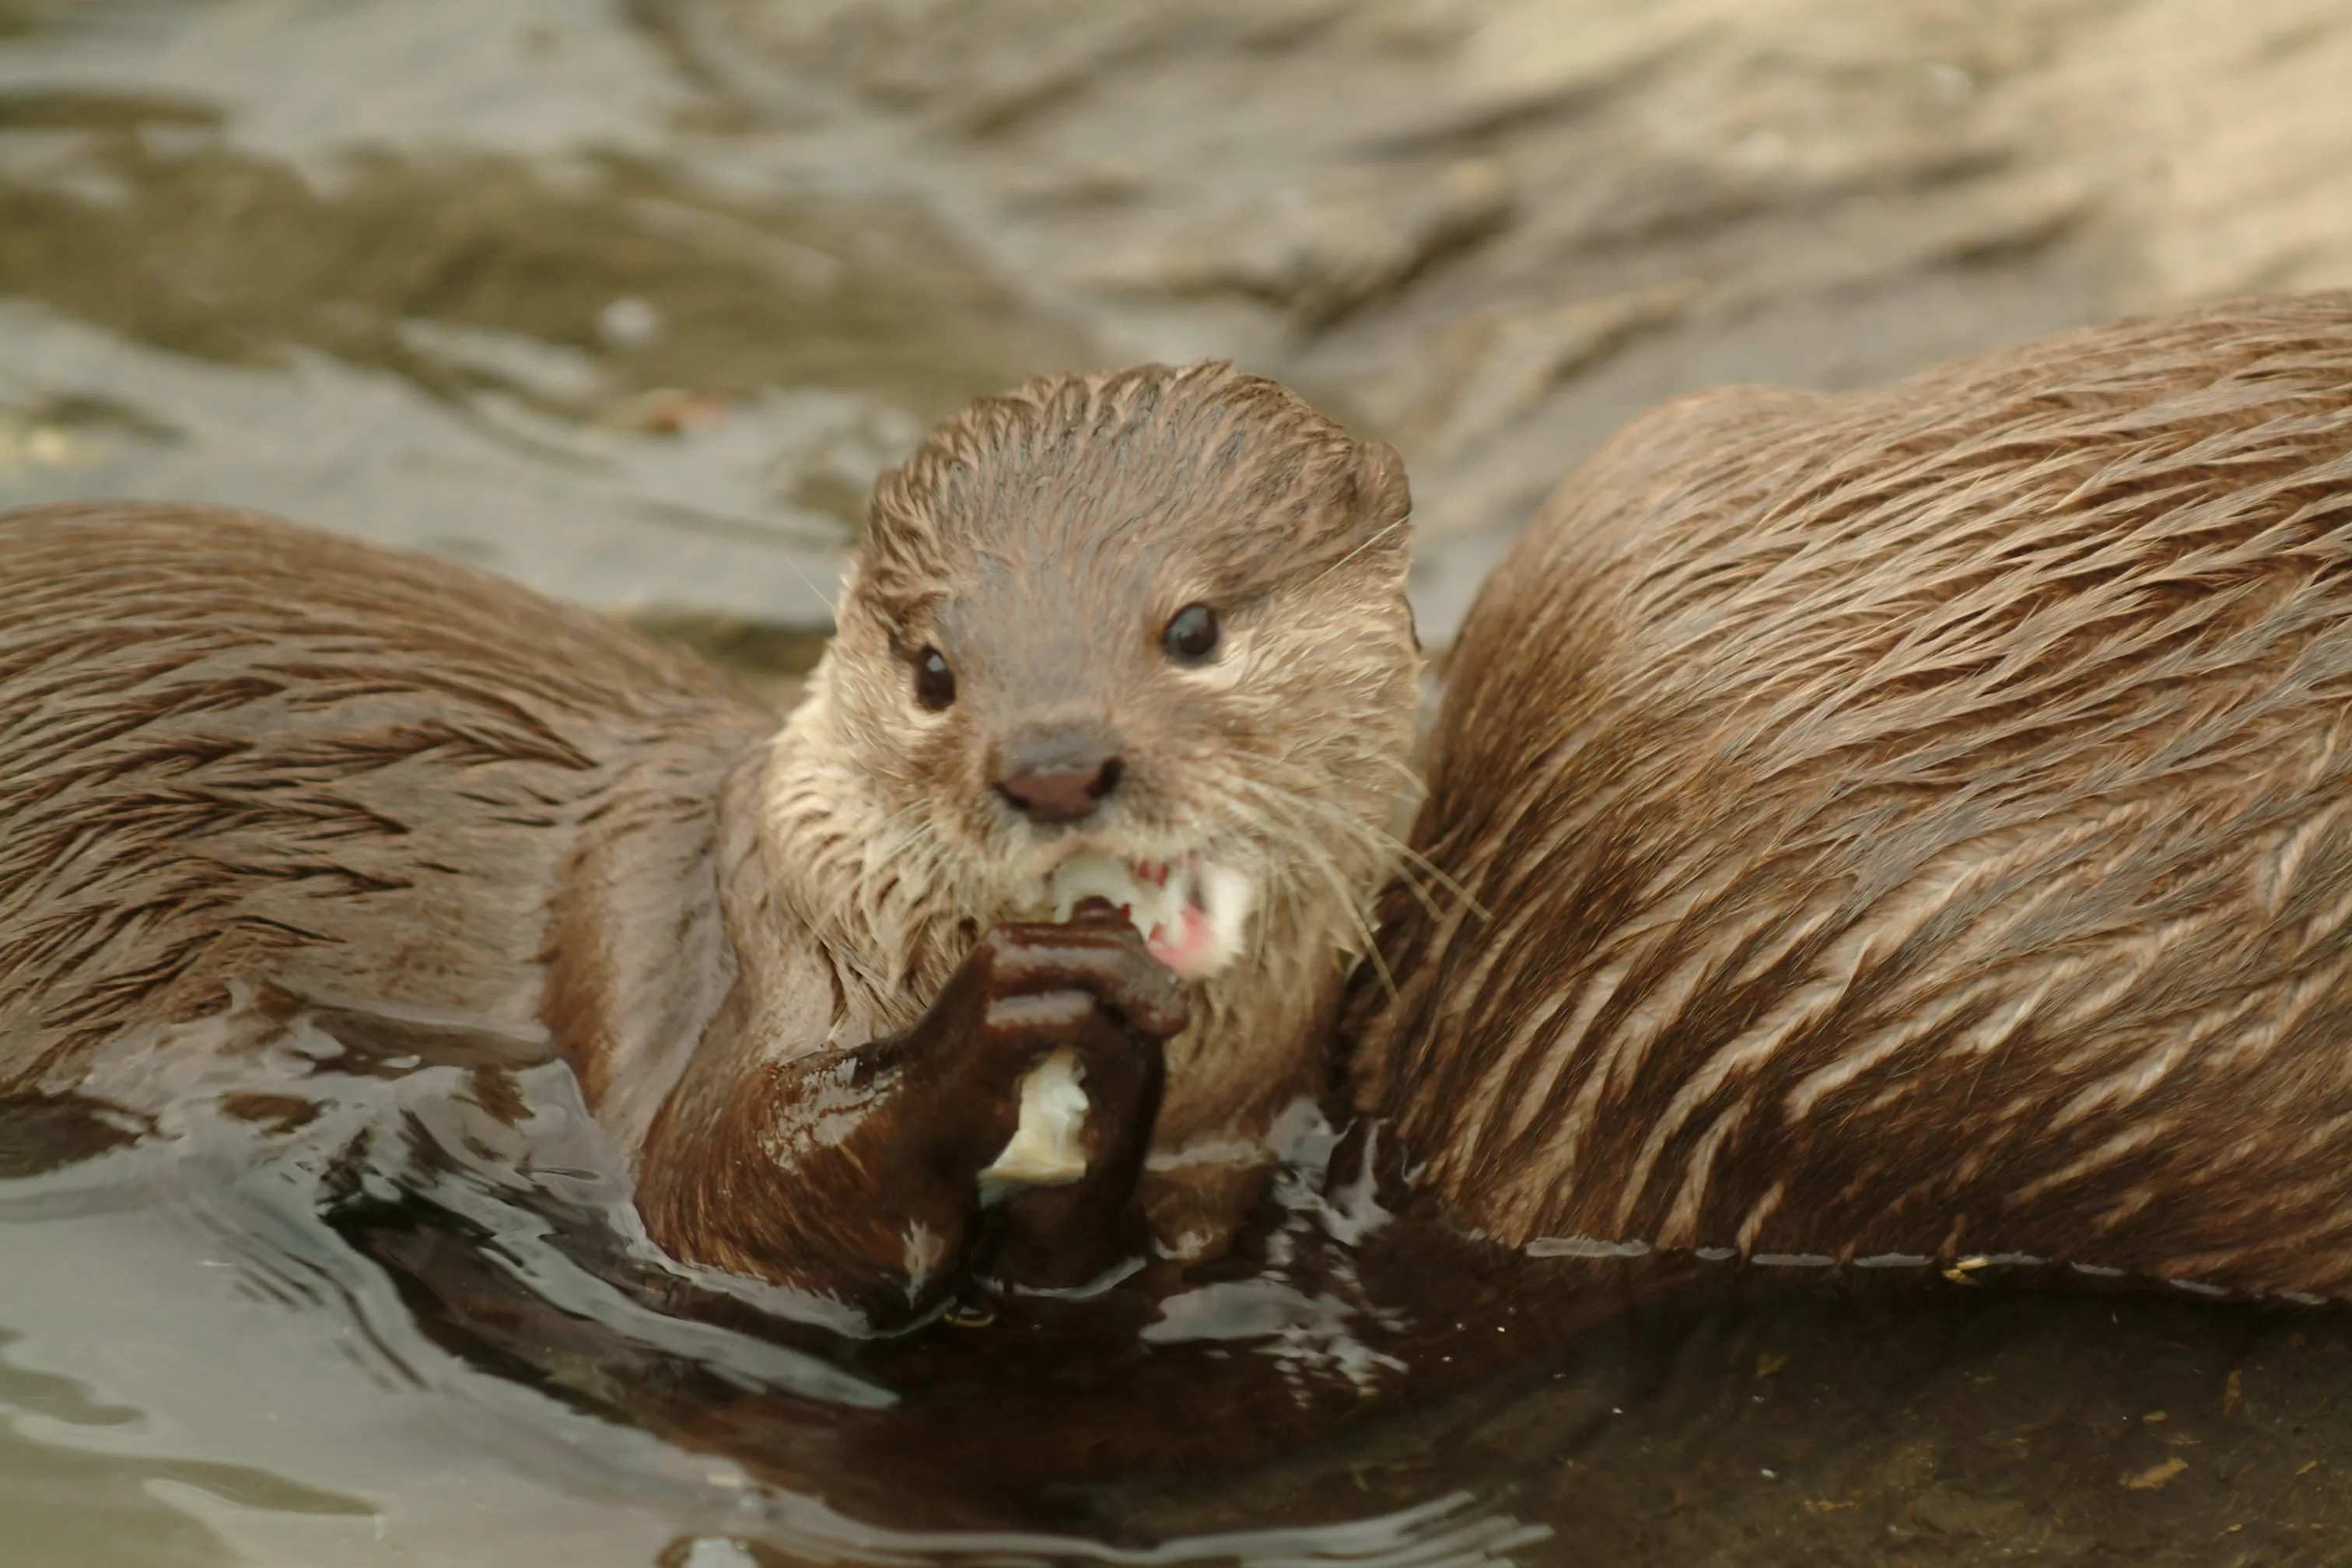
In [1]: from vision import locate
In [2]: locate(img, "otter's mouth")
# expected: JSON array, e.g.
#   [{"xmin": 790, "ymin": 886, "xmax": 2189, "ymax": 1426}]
[{"xmin": 1045, "ymin": 850, "xmax": 1254, "ymax": 980}]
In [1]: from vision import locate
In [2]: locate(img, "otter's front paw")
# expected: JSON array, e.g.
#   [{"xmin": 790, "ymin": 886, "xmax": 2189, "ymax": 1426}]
[
  {"xmin": 986, "ymin": 907, "xmax": 1193, "ymax": 1289},
  {"xmin": 912, "ymin": 907, "xmax": 1185, "ymax": 1185}
]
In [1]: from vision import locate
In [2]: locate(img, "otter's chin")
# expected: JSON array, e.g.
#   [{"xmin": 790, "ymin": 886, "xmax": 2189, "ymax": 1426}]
[{"xmin": 1045, "ymin": 849, "xmax": 1255, "ymax": 980}]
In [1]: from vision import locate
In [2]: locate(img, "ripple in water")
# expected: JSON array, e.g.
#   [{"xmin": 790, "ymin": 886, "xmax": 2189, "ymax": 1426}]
[
  {"xmin": 15, "ymin": 1000, "xmax": 2352, "ymax": 1566},
  {"xmin": 3, "ymin": 1000, "xmax": 1563, "ymax": 1564}
]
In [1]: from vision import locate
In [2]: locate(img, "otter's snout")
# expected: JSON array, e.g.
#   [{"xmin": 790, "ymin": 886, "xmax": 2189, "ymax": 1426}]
[{"xmin": 995, "ymin": 722, "xmax": 1125, "ymax": 825}]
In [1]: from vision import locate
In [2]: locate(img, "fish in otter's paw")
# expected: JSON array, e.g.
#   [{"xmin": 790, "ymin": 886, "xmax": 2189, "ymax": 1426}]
[
  {"xmin": 0, "ymin": 362, "xmax": 1420, "ymax": 1327},
  {"xmin": 1351, "ymin": 290, "xmax": 2352, "ymax": 1301}
]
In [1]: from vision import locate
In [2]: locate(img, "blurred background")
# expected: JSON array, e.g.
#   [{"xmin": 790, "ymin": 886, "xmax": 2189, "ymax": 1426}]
[
  {"xmin": 4, "ymin": 0, "xmax": 2347, "ymax": 675},
  {"xmin": 6, "ymin": 5, "xmax": 2352, "ymax": 1565}
]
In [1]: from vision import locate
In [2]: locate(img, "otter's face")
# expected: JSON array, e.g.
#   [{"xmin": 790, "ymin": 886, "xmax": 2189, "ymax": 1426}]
[{"xmin": 814, "ymin": 363, "xmax": 1419, "ymax": 983}]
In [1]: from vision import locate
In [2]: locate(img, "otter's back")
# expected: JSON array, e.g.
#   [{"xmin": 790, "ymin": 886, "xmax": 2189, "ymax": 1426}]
[
  {"xmin": 1360, "ymin": 292, "xmax": 2352, "ymax": 1296},
  {"xmin": 0, "ymin": 504, "xmax": 770, "ymax": 1095}
]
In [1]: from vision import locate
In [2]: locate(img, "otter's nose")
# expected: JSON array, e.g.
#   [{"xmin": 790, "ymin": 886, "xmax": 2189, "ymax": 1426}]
[{"xmin": 996, "ymin": 725, "xmax": 1125, "ymax": 825}]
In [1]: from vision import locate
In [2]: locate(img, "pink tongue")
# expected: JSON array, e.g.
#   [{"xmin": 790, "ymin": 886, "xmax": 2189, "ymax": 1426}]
[{"xmin": 1145, "ymin": 904, "xmax": 1216, "ymax": 977}]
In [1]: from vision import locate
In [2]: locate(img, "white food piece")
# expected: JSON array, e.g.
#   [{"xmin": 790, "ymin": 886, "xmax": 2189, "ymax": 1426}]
[{"xmin": 978, "ymin": 1046, "xmax": 1089, "ymax": 1192}]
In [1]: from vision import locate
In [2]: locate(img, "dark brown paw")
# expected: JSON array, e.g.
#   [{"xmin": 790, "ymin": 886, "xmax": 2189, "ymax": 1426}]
[{"xmin": 933, "ymin": 906, "xmax": 1182, "ymax": 1293}]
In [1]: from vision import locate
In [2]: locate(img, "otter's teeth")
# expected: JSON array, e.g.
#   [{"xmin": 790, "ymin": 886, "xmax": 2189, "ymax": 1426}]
[
  {"xmin": 1044, "ymin": 849, "xmax": 1253, "ymax": 980},
  {"xmin": 1048, "ymin": 849, "xmax": 1185, "ymax": 934}
]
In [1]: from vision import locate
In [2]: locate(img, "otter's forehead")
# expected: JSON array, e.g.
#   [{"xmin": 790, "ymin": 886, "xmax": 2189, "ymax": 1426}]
[{"xmin": 857, "ymin": 362, "xmax": 1393, "ymax": 613}]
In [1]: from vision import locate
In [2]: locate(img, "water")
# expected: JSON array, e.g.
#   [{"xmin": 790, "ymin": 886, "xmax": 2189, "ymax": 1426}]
[
  {"xmin": 15, "ymin": 1012, "xmax": 2352, "ymax": 1566},
  {"xmin": 5, "ymin": 2, "xmax": 2352, "ymax": 1563},
  {"xmin": 0, "ymin": 0, "xmax": 1087, "ymax": 637}
]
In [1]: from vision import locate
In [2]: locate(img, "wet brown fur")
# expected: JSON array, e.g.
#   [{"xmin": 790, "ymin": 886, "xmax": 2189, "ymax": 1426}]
[
  {"xmin": 1353, "ymin": 292, "xmax": 2352, "ymax": 1299},
  {"xmin": 0, "ymin": 363, "xmax": 1419, "ymax": 1297},
  {"xmin": 0, "ymin": 505, "xmax": 768, "ymax": 1099},
  {"xmin": 739, "ymin": 366, "xmax": 1415, "ymax": 1207}
]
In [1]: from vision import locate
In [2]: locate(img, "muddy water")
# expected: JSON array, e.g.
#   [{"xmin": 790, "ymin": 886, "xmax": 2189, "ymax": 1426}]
[{"xmin": 7, "ymin": 2, "xmax": 2352, "ymax": 1565}]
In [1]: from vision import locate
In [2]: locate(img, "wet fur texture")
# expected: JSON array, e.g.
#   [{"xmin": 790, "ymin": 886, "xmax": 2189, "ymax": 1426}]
[
  {"xmin": 749, "ymin": 364, "xmax": 1417, "ymax": 1174},
  {"xmin": 0, "ymin": 363, "xmax": 1419, "ymax": 1289},
  {"xmin": 0, "ymin": 506, "xmax": 767, "ymax": 1101},
  {"xmin": 1354, "ymin": 292, "xmax": 2352, "ymax": 1298}
]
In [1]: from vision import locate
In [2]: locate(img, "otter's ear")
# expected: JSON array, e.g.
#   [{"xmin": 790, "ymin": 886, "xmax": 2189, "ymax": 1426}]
[{"xmin": 1344, "ymin": 439, "xmax": 1412, "ymax": 551}]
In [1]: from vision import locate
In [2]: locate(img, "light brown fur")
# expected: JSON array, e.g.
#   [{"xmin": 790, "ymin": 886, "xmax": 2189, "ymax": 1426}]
[{"xmin": 1354, "ymin": 292, "xmax": 2352, "ymax": 1298}]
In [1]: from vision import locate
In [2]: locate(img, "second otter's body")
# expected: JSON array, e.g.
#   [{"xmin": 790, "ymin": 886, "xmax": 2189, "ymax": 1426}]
[{"xmin": 1358, "ymin": 292, "xmax": 2352, "ymax": 1299}]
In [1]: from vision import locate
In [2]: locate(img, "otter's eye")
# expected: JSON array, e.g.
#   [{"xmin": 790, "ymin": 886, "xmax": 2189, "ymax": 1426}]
[
  {"xmin": 913, "ymin": 646, "xmax": 957, "ymax": 711},
  {"xmin": 1163, "ymin": 604, "xmax": 1221, "ymax": 665}
]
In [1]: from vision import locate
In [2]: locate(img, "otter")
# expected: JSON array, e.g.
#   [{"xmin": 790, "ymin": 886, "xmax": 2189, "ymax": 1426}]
[
  {"xmin": 0, "ymin": 362, "xmax": 1419, "ymax": 1325},
  {"xmin": 1353, "ymin": 291, "xmax": 2352, "ymax": 1300},
  {"xmin": 20, "ymin": 298, "xmax": 2352, "ymax": 1324}
]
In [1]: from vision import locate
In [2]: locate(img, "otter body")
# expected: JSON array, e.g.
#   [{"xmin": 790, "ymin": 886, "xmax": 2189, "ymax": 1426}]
[
  {"xmin": 1358, "ymin": 292, "xmax": 2352, "ymax": 1299},
  {"xmin": 0, "ymin": 365, "xmax": 1419, "ymax": 1324},
  {"xmin": 20, "ymin": 299, "xmax": 2352, "ymax": 1313},
  {"xmin": 0, "ymin": 505, "xmax": 767, "ymax": 1087}
]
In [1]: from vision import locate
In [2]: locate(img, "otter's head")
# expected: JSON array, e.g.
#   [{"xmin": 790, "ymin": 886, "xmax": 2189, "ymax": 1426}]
[{"xmin": 770, "ymin": 362, "xmax": 1419, "ymax": 1043}]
